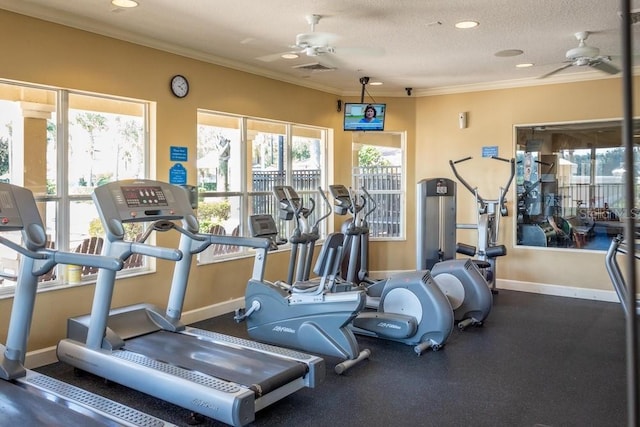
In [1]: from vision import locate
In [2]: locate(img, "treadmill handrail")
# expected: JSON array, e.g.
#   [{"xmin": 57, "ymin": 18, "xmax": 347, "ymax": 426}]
[
  {"xmin": 40, "ymin": 249, "xmax": 123, "ymax": 272},
  {"xmin": 111, "ymin": 240, "xmax": 183, "ymax": 262},
  {"xmin": 0, "ymin": 235, "xmax": 124, "ymax": 275},
  {"xmin": 199, "ymin": 233, "xmax": 271, "ymax": 250},
  {"xmin": 0, "ymin": 235, "xmax": 47, "ymax": 260}
]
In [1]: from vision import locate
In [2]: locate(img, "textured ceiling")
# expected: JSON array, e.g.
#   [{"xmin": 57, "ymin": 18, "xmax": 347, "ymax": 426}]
[{"xmin": 0, "ymin": 0, "xmax": 639, "ymax": 96}]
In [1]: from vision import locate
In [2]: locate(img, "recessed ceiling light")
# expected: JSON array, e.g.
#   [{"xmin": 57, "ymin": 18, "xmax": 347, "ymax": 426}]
[
  {"xmin": 455, "ymin": 20, "xmax": 479, "ymax": 29},
  {"xmin": 281, "ymin": 53, "xmax": 299, "ymax": 59},
  {"xmin": 111, "ymin": 0, "xmax": 138, "ymax": 8},
  {"xmin": 516, "ymin": 63, "xmax": 534, "ymax": 68},
  {"xmin": 369, "ymin": 81, "xmax": 383, "ymax": 86},
  {"xmin": 495, "ymin": 49, "xmax": 524, "ymax": 57}
]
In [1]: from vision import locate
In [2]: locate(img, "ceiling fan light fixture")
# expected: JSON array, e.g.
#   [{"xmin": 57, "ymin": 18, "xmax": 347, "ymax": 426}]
[
  {"xmin": 455, "ymin": 20, "xmax": 479, "ymax": 29},
  {"xmin": 111, "ymin": 0, "xmax": 138, "ymax": 8}
]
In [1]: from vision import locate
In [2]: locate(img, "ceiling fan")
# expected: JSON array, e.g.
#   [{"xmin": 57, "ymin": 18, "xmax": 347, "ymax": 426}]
[
  {"xmin": 539, "ymin": 31, "xmax": 620, "ymax": 79},
  {"xmin": 256, "ymin": 15, "xmax": 338, "ymax": 63},
  {"xmin": 256, "ymin": 14, "xmax": 382, "ymax": 67}
]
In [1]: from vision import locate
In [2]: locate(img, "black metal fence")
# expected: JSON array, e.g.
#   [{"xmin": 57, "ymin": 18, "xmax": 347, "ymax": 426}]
[{"xmin": 203, "ymin": 167, "xmax": 402, "ymax": 240}]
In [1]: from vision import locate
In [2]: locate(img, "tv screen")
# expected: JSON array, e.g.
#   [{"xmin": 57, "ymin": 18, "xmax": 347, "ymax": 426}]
[{"xmin": 343, "ymin": 103, "xmax": 386, "ymax": 131}]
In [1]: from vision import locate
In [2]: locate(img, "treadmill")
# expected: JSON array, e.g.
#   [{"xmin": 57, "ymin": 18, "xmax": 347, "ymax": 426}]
[
  {"xmin": 59, "ymin": 179, "xmax": 324, "ymax": 427},
  {"xmin": 0, "ymin": 182, "xmax": 176, "ymax": 426}
]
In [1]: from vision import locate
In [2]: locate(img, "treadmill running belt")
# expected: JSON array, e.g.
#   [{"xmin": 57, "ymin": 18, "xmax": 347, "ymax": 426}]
[
  {"xmin": 124, "ymin": 331, "xmax": 308, "ymax": 396},
  {"xmin": 0, "ymin": 380, "xmax": 112, "ymax": 426}
]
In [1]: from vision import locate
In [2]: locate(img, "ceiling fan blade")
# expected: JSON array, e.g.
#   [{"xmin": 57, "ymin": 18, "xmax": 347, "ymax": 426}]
[
  {"xmin": 590, "ymin": 58, "xmax": 620, "ymax": 75},
  {"xmin": 538, "ymin": 63, "xmax": 574, "ymax": 79},
  {"xmin": 316, "ymin": 54, "xmax": 341, "ymax": 69}
]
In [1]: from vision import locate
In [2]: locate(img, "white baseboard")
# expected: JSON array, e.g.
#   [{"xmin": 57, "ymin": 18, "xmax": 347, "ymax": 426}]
[
  {"xmin": 496, "ymin": 279, "xmax": 620, "ymax": 303},
  {"xmin": 368, "ymin": 270, "xmax": 409, "ymax": 280},
  {"xmin": 370, "ymin": 270, "xmax": 621, "ymax": 303},
  {"xmin": 25, "ymin": 298, "xmax": 246, "ymax": 369},
  {"xmin": 180, "ymin": 298, "xmax": 245, "ymax": 325}
]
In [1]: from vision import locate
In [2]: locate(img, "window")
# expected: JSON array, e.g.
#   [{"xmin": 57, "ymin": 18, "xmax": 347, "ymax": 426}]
[
  {"xmin": 196, "ymin": 111, "xmax": 328, "ymax": 263},
  {"xmin": 515, "ymin": 120, "xmax": 639, "ymax": 251},
  {"xmin": 0, "ymin": 80, "xmax": 150, "ymax": 295},
  {"xmin": 351, "ymin": 131, "xmax": 406, "ymax": 239}
]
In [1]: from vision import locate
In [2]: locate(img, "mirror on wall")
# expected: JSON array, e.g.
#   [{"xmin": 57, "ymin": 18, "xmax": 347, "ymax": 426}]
[{"xmin": 515, "ymin": 119, "xmax": 639, "ymax": 251}]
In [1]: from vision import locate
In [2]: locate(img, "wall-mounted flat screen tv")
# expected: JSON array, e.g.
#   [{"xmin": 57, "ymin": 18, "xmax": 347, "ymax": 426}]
[{"xmin": 343, "ymin": 103, "xmax": 386, "ymax": 131}]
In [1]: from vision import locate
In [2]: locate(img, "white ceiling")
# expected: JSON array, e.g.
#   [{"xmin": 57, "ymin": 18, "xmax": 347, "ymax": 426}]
[{"xmin": 1, "ymin": 0, "xmax": 639, "ymax": 96}]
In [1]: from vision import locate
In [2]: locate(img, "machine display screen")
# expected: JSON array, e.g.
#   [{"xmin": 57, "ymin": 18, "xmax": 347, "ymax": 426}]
[{"xmin": 121, "ymin": 186, "xmax": 168, "ymax": 208}]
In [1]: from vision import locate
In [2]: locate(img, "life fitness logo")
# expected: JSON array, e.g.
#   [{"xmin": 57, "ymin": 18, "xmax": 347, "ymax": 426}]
[
  {"xmin": 272, "ymin": 325, "xmax": 296, "ymax": 334},
  {"xmin": 377, "ymin": 322, "xmax": 401, "ymax": 330}
]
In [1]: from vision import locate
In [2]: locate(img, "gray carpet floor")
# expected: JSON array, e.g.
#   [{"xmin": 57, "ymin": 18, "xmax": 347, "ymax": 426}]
[{"xmin": 36, "ymin": 289, "xmax": 630, "ymax": 426}]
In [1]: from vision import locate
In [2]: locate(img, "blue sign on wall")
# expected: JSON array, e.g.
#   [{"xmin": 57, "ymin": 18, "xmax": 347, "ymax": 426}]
[
  {"xmin": 169, "ymin": 163, "xmax": 187, "ymax": 185},
  {"xmin": 482, "ymin": 146, "xmax": 499, "ymax": 158},
  {"xmin": 170, "ymin": 146, "xmax": 188, "ymax": 162}
]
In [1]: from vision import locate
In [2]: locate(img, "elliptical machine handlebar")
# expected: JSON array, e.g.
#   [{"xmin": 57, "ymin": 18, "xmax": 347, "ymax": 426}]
[
  {"xmin": 449, "ymin": 155, "xmax": 516, "ymax": 217},
  {"xmin": 360, "ymin": 187, "xmax": 377, "ymax": 224},
  {"xmin": 313, "ymin": 187, "xmax": 333, "ymax": 231},
  {"xmin": 494, "ymin": 156, "xmax": 516, "ymax": 216}
]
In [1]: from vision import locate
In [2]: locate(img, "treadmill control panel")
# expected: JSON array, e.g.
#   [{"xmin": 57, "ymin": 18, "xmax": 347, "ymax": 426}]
[
  {"xmin": 121, "ymin": 186, "xmax": 168, "ymax": 208},
  {"xmin": 0, "ymin": 189, "xmax": 25, "ymax": 230},
  {"xmin": 93, "ymin": 179, "xmax": 199, "ymax": 239}
]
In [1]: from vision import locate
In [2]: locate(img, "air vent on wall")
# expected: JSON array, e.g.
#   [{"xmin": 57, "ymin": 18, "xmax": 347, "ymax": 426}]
[{"xmin": 292, "ymin": 62, "xmax": 335, "ymax": 71}]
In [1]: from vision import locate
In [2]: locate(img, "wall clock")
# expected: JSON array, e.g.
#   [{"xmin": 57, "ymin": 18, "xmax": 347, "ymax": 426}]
[{"xmin": 170, "ymin": 74, "xmax": 189, "ymax": 98}]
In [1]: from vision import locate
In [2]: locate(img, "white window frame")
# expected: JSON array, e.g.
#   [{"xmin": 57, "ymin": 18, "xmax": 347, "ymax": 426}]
[
  {"xmin": 0, "ymin": 79, "xmax": 151, "ymax": 297},
  {"xmin": 196, "ymin": 110, "xmax": 329, "ymax": 264},
  {"xmin": 351, "ymin": 131, "xmax": 407, "ymax": 241}
]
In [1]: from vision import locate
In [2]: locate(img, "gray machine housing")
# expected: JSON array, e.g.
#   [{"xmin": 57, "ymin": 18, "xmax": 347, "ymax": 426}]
[
  {"xmin": 348, "ymin": 270, "xmax": 455, "ymax": 353},
  {"xmin": 243, "ymin": 206, "xmax": 371, "ymax": 375},
  {"xmin": 327, "ymin": 184, "xmax": 456, "ymax": 352},
  {"xmin": 416, "ymin": 178, "xmax": 493, "ymax": 328},
  {"xmin": 416, "ymin": 178, "xmax": 457, "ymax": 270}
]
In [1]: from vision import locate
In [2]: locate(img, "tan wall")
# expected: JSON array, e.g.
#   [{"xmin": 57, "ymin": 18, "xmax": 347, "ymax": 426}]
[
  {"xmin": 0, "ymin": 11, "xmax": 418, "ymax": 351},
  {"xmin": 0, "ymin": 10, "xmax": 635, "ymax": 352},
  {"xmin": 414, "ymin": 79, "xmax": 638, "ymax": 290},
  {"xmin": 0, "ymin": 11, "xmax": 344, "ymax": 350}
]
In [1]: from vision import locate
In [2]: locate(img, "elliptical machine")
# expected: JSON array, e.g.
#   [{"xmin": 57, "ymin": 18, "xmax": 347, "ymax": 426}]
[
  {"xmin": 449, "ymin": 156, "xmax": 516, "ymax": 294},
  {"xmin": 335, "ymin": 184, "xmax": 490, "ymax": 330},
  {"xmin": 326, "ymin": 185, "xmax": 454, "ymax": 352},
  {"xmin": 237, "ymin": 186, "xmax": 371, "ymax": 374},
  {"xmin": 277, "ymin": 185, "xmax": 329, "ymax": 284}
]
